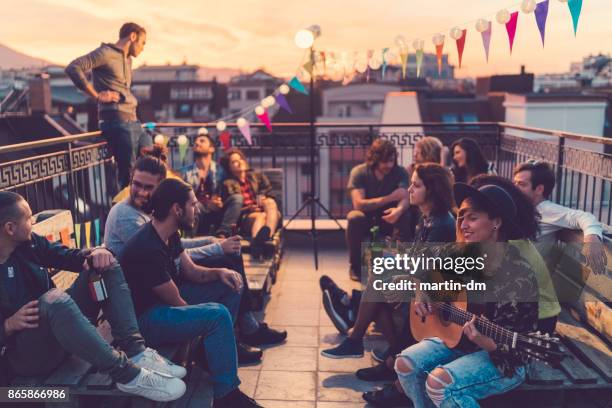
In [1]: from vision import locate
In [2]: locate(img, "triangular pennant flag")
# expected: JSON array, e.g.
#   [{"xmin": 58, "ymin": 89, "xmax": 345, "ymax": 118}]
[
  {"xmin": 416, "ymin": 49, "xmax": 424, "ymax": 77},
  {"xmin": 400, "ymin": 52, "xmax": 408, "ymax": 79},
  {"xmin": 256, "ymin": 110, "xmax": 273, "ymax": 132},
  {"xmin": 60, "ymin": 227, "xmax": 71, "ymax": 246},
  {"xmin": 219, "ymin": 131, "xmax": 231, "ymax": 150},
  {"xmin": 85, "ymin": 221, "xmax": 91, "ymax": 248},
  {"xmin": 435, "ymin": 44, "xmax": 444, "ymax": 76},
  {"xmin": 381, "ymin": 48, "xmax": 389, "ymax": 79},
  {"xmin": 455, "ymin": 29, "xmax": 467, "ymax": 68},
  {"xmin": 94, "ymin": 219, "xmax": 101, "ymax": 246},
  {"xmin": 535, "ymin": 0, "xmax": 549, "ymax": 47},
  {"xmin": 75, "ymin": 223, "xmax": 81, "ymax": 248},
  {"xmin": 288, "ymin": 76, "xmax": 308, "ymax": 95},
  {"xmin": 302, "ymin": 60, "xmax": 313, "ymax": 76},
  {"xmin": 238, "ymin": 122, "xmax": 252, "ymax": 145},
  {"xmin": 568, "ymin": 0, "xmax": 582, "ymax": 35},
  {"xmin": 144, "ymin": 122, "xmax": 156, "ymax": 130},
  {"xmin": 46, "ymin": 233, "xmax": 54, "ymax": 242},
  {"xmin": 178, "ymin": 142, "xmax": 189, "ymax": 163},
  {"xmin": 481, "ymin": 22, "xmax": 492, "ymax": 62},
  {"xmin": 505, "ymin": 11, "xmax": 519, "ymax": 54},
  {"xmin": 276, "ymin": 94, "xmax": 293, "ymax": 114}
]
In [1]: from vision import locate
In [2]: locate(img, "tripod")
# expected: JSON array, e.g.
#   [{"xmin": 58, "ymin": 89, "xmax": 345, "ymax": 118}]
[{"xmin": 280, "ymin": 46, "xmax": 344, "ymax": 270}]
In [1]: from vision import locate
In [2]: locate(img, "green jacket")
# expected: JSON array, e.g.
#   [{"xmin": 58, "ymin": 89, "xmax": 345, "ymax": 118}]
[{"xmin": 221, "ymin": 171, "xmax": 272, "ymax": 201}]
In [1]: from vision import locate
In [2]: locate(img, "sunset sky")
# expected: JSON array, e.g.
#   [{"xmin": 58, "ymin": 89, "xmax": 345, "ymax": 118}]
[{"xmin": 2, "ymin": 0, "xmax": 611, "ymax": 79}]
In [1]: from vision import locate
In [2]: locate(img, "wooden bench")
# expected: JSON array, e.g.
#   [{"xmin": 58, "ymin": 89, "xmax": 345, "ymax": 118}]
[
  {"xmin": 10, "ymin": 210, "xmax": 194, "ymax": 407},
  {"xmin": 483, "ymin": 231, "xmax": 612, "ymax": 406}
]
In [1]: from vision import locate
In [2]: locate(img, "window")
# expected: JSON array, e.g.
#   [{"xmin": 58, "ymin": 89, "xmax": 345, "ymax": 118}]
[
  {"xmin": 462, "ymin": 113, "xmax": 479, "ymax": 129},
  {"xmin": 345, "ymin": 105, "xmax": 352, "ymax": 117},
  {"xmin": 131, "ymin": 84, "xmax": 151, "ymax": 100},
  {"xmin": 192, "ymin": 87, "xmax": 212, "ymax": 99},
  {"xmin": 246, "ymin": 90, "xmax": 260, "ymax": 100},
  {"xmin": 170, "ymin": 87, "xmax": 189, "ymax": 100},
  {"xmin": 229, "ymin": 90, "xmax": 241, "ymax": 101},
  {"xmin": 441, "ymin": 113, "xmax": 459, "ymax": 130}
]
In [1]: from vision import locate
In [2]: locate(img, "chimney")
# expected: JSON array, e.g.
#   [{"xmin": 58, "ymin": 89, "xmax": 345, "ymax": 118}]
[
  {"xmin": 520, "ymin": 65, "xmax": 526, "ymax": 75},
  {"xmin": 29, "ymin": 73, "xmax": 52, "ymax": 114}
]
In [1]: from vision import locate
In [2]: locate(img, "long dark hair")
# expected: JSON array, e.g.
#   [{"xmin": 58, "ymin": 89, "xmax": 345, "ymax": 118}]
[
  {"xmin": 451, "ymin": 138, "xmax": 489, "ymax": 183},
  {"xmin": 220, "ymin": 148, "xmax": 247, "ymax": 179},
  {"xmin": 469, "ymin": 174, "xmax": 540, "ymax": 240},
  {"xmin": 413, "ymin": 163, "xmax": 454, "ymax": 216}
]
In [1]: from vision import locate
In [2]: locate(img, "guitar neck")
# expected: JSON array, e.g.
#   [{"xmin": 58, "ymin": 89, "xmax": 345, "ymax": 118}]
[{"xmin": 434, "ymin": 302, "xmax": 518, "ymax": 348}]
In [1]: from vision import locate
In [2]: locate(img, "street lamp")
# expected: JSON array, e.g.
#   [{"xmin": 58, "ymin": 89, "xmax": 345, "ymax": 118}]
[{"xmin": 283, "ymin": 25, "xmax": 343, "ymax": 270}]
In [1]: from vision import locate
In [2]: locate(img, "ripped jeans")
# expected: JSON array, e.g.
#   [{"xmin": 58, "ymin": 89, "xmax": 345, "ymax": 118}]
[{"xmin": 395, "ymin": 337, "xmax": 525, "ymax": 408}]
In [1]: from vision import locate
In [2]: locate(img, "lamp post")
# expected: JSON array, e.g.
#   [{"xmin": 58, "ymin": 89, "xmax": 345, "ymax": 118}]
[{"xmin": 282, "ymin": 25, "xmax": 343, "ymax": 270}]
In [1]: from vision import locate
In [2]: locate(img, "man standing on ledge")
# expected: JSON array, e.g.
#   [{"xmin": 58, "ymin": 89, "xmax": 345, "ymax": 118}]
[{"xmin": 66, "ymin": 22, "xmax": 151, "ymax": 188}]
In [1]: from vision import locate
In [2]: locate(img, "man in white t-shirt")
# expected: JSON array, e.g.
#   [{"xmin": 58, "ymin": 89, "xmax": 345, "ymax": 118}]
[{"xmin": 513, "ymin": 160, "xmax": 608, "ymax": 275}]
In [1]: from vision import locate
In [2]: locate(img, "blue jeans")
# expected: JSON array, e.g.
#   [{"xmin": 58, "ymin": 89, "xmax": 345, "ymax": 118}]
[
  {"xmin": 395, "ymin": 337, "xmax": 525, "ymax": 408},
  {"xmin": 197, "ymin": 193, "xmax": 244, "ymax": 237},
  {"xmin": 137, "ymin": 280, "xmax": 242, "ymax": 398},
  {"xmin": 100, "ymin": 119, "xmax": 152, "ymax": 188}
]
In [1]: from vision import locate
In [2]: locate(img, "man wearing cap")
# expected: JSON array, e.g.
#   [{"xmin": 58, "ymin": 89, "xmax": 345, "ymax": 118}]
[{"xmin": 180, "ymin": 129, "xmax": 244, "ymax": 238}]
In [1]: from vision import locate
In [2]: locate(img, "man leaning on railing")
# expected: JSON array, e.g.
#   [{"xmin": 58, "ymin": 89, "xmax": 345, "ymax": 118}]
[{"xmin": 65, "ymin": 22, "xmax": 152, "ymax": 189}]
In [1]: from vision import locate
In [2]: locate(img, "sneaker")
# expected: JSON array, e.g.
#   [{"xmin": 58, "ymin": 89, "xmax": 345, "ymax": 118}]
[
  {"xmin": 371, "ymin": 345, "xmax": 390, "ymax": 363},
  {"xmin": 132, "ymin": 347, "xmax": 187, "ymax": 379},
  {"xmin": 238, "ymin": 342, "xmax": 263, "ymax": 364},
  {"xmin": 321, "ymin": 338, "xmax": 364, "ymax": 359},
  {"xmin": 213, "ymin": 389, "xmax": 264, "ymax": 408},
  {"xmin": 356, "ymin": 361, "xmax": 397, "ymax": 382},
  {"xmin": 241, "ymin": 323, "xmax": 287, "ymax": 347},
  {"xmin": 349, "ymin": 268, "xmax": 361, "ymax": 282},
  {"xmin": 362, "ymin": 383, "xmax": 413, "ymax": 407},
  {"xmin": 117, "ymin": 367, "xmax": 186, "ymax": 402},
  {"xmin": 322, "ymin": 289, "xmax": 352, "ymax": 334}
]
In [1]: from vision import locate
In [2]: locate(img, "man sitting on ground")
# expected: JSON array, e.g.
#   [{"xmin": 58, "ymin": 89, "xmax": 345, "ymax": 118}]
[
  {"xmin": 104, "ymin": 157, "xmax": 286, "ymax": 364},
  {"xmin": 0, "ymin": 192, "xmax": 185, "ymax": 402},
  {"xmin": 181, "ymin": 129, "xmax": 244, "ymax": 238},
  {"xmin": 513, "ymin": 160, "xmax": 608, "ymax": 275},
  {"xmin": 119, "ymin": 178, "xmax": 263, "ymax": 407},
  {"xmin": 346, "ymin": 138, "xmax": 412, "ymax": 281}
]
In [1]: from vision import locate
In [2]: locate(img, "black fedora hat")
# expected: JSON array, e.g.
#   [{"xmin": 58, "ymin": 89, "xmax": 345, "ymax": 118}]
[{"xmin": 454, "ymin": 183, "xmax": 522, "ymax": 237}]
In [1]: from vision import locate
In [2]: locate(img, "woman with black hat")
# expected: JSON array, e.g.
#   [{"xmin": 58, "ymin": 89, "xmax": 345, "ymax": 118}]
[{"xmin": 370, "ymin": 183, "xmax": 540, "ymax": 408}]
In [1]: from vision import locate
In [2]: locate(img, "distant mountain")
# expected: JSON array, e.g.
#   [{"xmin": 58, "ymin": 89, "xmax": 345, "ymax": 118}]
[{"xmin": 0, "ymin": 43, "xmax": 53, "ymax": 70}]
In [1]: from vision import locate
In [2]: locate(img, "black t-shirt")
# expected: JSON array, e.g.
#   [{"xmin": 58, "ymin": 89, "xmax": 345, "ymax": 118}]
[
  {"xmin": 347, "ymin": 163, "xmax": 409, "ymax": 216},
  {"xmin": 119, "ymin": 222, "xmax": 184, "ymax": 316}
]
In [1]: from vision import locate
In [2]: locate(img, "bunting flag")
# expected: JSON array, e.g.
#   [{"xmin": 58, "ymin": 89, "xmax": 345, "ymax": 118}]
[
  {"xmin": 178, "ymin": 142, "xmax": 189, "ymax": 163},
  {"xmin": 75, "ymin": 223, "xmax": 81, "ymax": 248},
  {"xmin": 46, "ymin": 233, "xmax": 54, "ymax": 242},
  {"xmin": 506, "ymin": 11, "xmax": 519, "ymax": 54},
  {"xmin": 381, "ymin": 48, "xmax": 389, "ymax": 79},
  {"xmin": 256, "ymin": 110, "xmax": 273, "ymax": 132},
  {"xmin": 400, "ymin": 52, "xmax": 409, "ymax": 79},
  {"xmin": 94, "ymin": 219, "xmax": 101, "ymax": 246},
  {"xmin": 481, "ymin": 22, "xmax": 492, "ymax": 62},
  {"xmin": 568, "ymin": 0, "xmax": 583, "ymax": 35},
  {"xmin": 144, "ymin": 122, "xmax": 156, "ymax": 130},
  {"xmin": 276, "ymin": 94, "xmax": 293, "ymax": 114},
  {"xmin": 435, "ymin": 44, "xmax": 444, "ymax": 76},
  {"xmin": 85, "ymin": 221, "xmax": 92, "ymax": 248},
  {"xmin": 288, "ymin": 76, "xmax": 308, "ymax": 95},
  {"xmin": 455, "ymin": 29, "xmax": 467, "ymax": 68},
  {"xmin": 219, "ymin": 131, "xmax": 231, "ymax": 150},
  {"xmin": 416, "ymin": 49, "xmax": 424, "ymax": 77},
  {"xmin": 302, "ymin": 60, "xmax": 314, "ymax": 76},
  {"xmin": 238, "ymin": 122, "xmax": 252, "ymax": 145},
  {"xmin": 60, "ymin": 227, "xmax": 71, "ymax": 246},
  {"xmin": 535, "ymin": 0, "xmax": 549, "ymax": 47}
]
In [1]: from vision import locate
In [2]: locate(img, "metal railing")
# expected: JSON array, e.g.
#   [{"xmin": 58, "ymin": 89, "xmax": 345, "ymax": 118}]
[{"xmin": 1, "ymin": 122, "xmax": 610, "ymax": 233}]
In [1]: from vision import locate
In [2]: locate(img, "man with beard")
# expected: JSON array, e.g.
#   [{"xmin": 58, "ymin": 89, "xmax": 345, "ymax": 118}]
[
  {"xmin": 180, "ymin": 129, "xmax": 244, "ymax": 238},
  {"xmin": 119, "ymin": 178, "xmax": 263, "ymax": 407},
  {"xmin": 104, "ymin": 156, "xmax": 286, "ymax": 364},
  {"xmin": 0, "ymin": 192, "xmax": 186, "ymax": 402},
  {"xmin": 345, "ymin": 138, "xmax": 412, "ymax": 281}
]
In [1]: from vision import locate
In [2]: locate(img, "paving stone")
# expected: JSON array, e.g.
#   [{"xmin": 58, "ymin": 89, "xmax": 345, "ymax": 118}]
[
  {"xmin": 255, "ymin": 371, "xmax": 317, "ymax": 401},
  {"xmin": 262, "ymin": 346, "xmax": 318, "ymax": 371},
  {"xmin": 318, "ymin": 371, "xmax": 386, "ymax": 403}
]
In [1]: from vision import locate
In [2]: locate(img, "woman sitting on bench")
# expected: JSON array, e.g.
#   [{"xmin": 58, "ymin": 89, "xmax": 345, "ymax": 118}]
[{"xmin": 220, "ymin": 148, "xmax": 280, "ymax": 256}]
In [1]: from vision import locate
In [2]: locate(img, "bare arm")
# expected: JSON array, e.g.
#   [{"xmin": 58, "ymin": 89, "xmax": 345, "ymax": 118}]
[
  {"xmin": 151, "ymin": 281, "xmax": 188, "ymax": 307},
  {"xmin": 178, "ymin": 252, "xmax": 219, "ymax": 284},
  {"xmin": 351, "ymin": 188, "xmax": 406, "ymax": 213}
]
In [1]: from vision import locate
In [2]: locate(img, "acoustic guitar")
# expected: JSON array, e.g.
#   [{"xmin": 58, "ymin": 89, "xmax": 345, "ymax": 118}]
[{"xmin": 409, "ymin": 298, "xmax": 565, "ymax": 366}]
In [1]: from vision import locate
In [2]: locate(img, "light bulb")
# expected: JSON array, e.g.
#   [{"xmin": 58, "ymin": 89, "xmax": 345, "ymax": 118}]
[
  {"xmin": 255, "ymin": 105, "xmax": 265, "ymax": 116},
  {"xmin": 279, "ymin": 84, "xmax": 290, "ymax": 94},
  {"xmin": 237, "ymin": 118, "xmax": 247, "ymax": 128},
  {"xmin": 432, "ymin": 33, "xmax": 445, "ymax": 46},
  {"xmin": 475, "ymin": 19, "xmax": 490, "ymax": 33},
  {"xmin": 294, "ymin": 29, "xmax": 314, "ymax": 49},
  {"xmin": 177, "ymin": 134, "xmax": 188, "ymax": 145},
  {"xmin": 216, "ymin": 121, "xmax": 227, "ymax": 132},
  {"xmin": 496, "ymin": 9, "xmax": 511, "ymax": 24},
  {"xmin": 450, "ymin": 27, "xmax": 463, "ymax": 40}
]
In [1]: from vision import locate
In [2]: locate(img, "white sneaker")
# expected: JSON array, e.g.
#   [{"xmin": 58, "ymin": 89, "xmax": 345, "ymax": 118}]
[
  {"xmin": 132, "ymin": 347, "xmax": 187, "ymax": 379},
  {"xmin": 117, "ymin": 367, "xmax": 186, "ymax": 402}
]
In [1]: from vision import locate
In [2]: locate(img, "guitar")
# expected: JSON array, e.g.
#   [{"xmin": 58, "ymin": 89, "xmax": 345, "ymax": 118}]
[{"xmin": 409, "ymin": 299, "xmax": 565, "ymax": 366}]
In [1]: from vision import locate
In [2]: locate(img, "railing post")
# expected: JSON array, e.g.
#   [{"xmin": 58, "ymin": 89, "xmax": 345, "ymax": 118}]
[
  {"xmin": 555, "ymin": 135, "xmax": 565, "ymax": 204},
  {"xmin": 66, "ymin": 141, "xmax": 77, "ymax": 224},
  {"xmin": 495, "ymin": 124, "xmax": 501, "ymax": 174}
]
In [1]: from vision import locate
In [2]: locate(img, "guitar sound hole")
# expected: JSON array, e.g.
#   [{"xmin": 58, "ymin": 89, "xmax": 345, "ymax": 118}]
[{"xmin": 440, "ymin": 303, "xmax": 451, "ymax": 323}]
